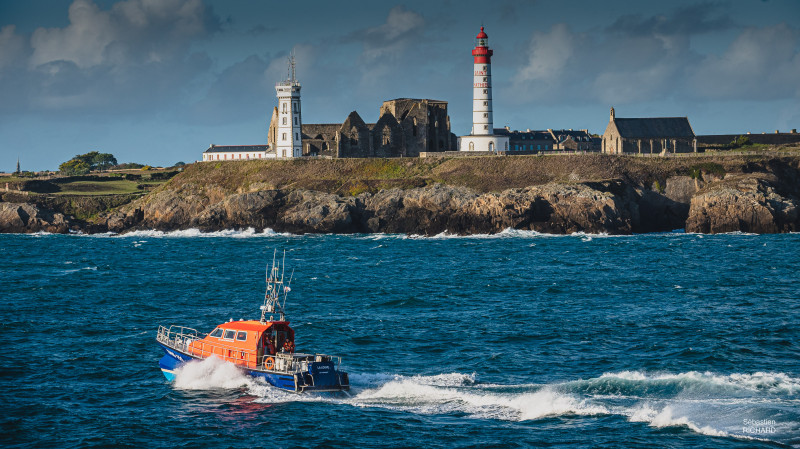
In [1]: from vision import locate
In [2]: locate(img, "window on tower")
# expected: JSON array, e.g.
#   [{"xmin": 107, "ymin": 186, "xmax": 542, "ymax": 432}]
[
  {"xmin": 483, "ymin": 89, "xmax": 487, "ymax": 94},
  {"xmin": 282, "ymin": 133, "xmax": 286, "ymax": 141},
  {"xmin": 282, "ymin": 117, "xmax": 287, "ymax": 125},
  {"xmin": 294, "ymin": 117, "xmax": 298, "ymax": 125},
  {"xmin": 282, "ymin": 103, "xmax": 287, "ymax": 113},
  {"xmin": 483, "ymin": 77, "xmax": 487, "ymax": 82},
  {"xmin": 483, "ymin": 113, "xmax": 488, "ymax": 118},
  {"xmin": 483, "ymin": 101, "xmax": 487, "ymax": 106}
]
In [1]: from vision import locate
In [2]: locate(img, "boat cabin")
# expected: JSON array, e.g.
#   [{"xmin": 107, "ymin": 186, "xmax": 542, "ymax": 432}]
[{"xmin": 188, "ymin": 320, "xmax": 295, "ymax": 369}]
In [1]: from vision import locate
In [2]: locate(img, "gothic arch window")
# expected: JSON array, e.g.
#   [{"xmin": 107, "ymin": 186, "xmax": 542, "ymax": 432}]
[
  {"xmin": 282, "ymin": 133, "xmax": 287, "ymax": 141},
  {"xmin": 282, "ymin": 103, "xmax": 287, "ymax": 113},
  {"xmin": 383, "ymin": 128, "xmax": 391, "ymax": 145},
  {"xmin": 350, "ymin": 127, "xmax": 359, "ymax": 145},
  {"xmin": 282, "ymin": 117, "xmax": 287, "ymax": 125},
  {"xmin": 412, "ymin": 118, "xmax": 417, "ymax": 137}
]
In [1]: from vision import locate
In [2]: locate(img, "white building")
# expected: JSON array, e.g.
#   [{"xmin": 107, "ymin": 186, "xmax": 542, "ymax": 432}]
[
  {"xmin": 458, "ymin": 26, "xmax": 508, "ymax": 153},
  {"xmin": 202, "ymin": 145, "xmax": 273, "ymax": 162},
  {"xmin": 274, "ymin": 53, "xmax": 302, "ymax": 159}
]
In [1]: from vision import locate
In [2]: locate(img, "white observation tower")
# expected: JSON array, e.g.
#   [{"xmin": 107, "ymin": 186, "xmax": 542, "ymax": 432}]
[
  {"xmin": 275, "ymin": 53, "xmax": 302, "ymax": 158},
  {"xmin": 459, "ymin": 26, "xmax": 508, "ymax": 153}
]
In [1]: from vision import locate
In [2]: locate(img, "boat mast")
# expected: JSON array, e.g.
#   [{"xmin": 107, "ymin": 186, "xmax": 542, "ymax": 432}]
[{"xmin": 260, "ymin": 250, "xmax": 291, "ymax": 322}]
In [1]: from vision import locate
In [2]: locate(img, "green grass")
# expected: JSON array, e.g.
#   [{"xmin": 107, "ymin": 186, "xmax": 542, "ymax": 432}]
[{"xmin": 54, "ymin": 179, "xmax": 156, "ymax": 195}]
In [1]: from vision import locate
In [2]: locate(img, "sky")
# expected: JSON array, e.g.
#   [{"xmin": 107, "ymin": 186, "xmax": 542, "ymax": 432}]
[{"xmin": 1, "ymin": 0, "xmax": 799, "ymax": 171}]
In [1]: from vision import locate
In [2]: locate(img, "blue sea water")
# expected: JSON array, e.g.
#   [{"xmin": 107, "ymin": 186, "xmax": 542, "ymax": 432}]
[{"xmin": 1, "ymin": 229, "xmax": 799, "ymax": 448}]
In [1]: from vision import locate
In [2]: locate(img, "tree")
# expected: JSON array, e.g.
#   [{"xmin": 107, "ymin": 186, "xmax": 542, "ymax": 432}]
[
  {"xmin": 59, "ymin": 159, "xmax": 91, "ymax": 175},
  {"xmin": 93, "ymin": 153, "xmax": 117, "ymax": 171}
]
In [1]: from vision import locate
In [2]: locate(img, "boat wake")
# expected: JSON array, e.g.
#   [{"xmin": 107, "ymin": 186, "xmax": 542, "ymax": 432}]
[{"xmin": 170, "ymin": 363, "xmax": 799, "ymax": 445}]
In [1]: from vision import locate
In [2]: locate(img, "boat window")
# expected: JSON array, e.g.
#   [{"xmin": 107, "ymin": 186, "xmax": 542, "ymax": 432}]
[
  {"xmin": 210, "ymin": 328, "xmax": 223, "ymax": 338},
  {"xmin": 223, "ymin": 330, "xmax": 235, "ymax": 340},
  {"xmin": 236, "ymin": 331, "xmax": 247, "ymax": 341}
]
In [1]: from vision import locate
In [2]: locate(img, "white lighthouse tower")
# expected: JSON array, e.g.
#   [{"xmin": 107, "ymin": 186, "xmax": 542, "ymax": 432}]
[
  {"xmin": 275, "ymin": 53, "xmax": 302, "ymax": 158},
  {"xmin": 459, "ymin": 26, "xmax": 508, "ymax": 153}
]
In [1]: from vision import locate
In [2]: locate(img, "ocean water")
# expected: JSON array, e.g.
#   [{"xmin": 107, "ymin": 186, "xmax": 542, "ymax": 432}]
[{"xmin": 1, "ymin": 229, "xmax": 799, "ymax": 448}]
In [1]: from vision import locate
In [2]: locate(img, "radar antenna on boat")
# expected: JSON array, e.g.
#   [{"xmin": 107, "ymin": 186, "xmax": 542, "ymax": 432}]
[{"xmin": 260, "ymin": 250, "xmax": 294, "ymax": 323}]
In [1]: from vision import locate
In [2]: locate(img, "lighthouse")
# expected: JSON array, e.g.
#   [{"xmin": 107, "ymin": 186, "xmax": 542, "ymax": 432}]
[
  {"xmin": 459, "ymin": 26, "xmax": 508, "ymax": 153},
  {"xmin": 275, "ymin": 53, "xmax": 302, "ymax": 158}
]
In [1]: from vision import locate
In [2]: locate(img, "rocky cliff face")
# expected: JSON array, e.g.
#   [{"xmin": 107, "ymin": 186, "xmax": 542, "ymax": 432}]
[
  {"xmin": 101, "ymin": 181, "xmax": 680, "ymax": 235},
  {"xmin": 4, "ymin": 156, "xmax": 800, "ymax": 235},
  {"xmin": 0, "ymin": 202, "xmax": 73, "ymax": 233},
  {"xmin": 686, "ymin": 174, "xmax": 799, "ymax": 233}
]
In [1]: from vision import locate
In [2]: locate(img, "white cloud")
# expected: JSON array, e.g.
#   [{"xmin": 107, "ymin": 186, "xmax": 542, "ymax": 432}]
[
  {"xmin": 507, "ymin": 6, "xmax": 799, "ymax": 107},
  {"xmin": 690, "ymin": 23, "xmax": 800, "ymax": 100},
  {"xmin": 1, "ymin": 0, "xmax": 219, "ymax": 116},
  {"xmin": 0, "ymin": 25, "xmax": 27, "ymax": 71},
  {"xmin": 29, "ymin": 0, "xmax": 215, "ymax": 69}
]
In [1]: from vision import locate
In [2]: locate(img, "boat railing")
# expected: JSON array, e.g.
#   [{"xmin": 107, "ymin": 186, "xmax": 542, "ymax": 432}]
[
  {"xmin": 257, "ymin": 352, "xmax": 343, "ymax": 374},
  {"xmin": 157, "ymin": 325, "xmax": 342, "ymax": 374},
  {"xmin": 156, "ymin": 325, "xmax": 202, "ymax": 352}
]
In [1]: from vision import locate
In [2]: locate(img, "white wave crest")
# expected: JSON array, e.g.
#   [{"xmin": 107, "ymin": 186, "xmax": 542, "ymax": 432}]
[
  {"xmin": 115, "ymin": 228, "xmax": 293, "ymax": 238},
  {"xmin": 348, "ymin": 373, "xmax": 607, "ymax": 421},
  {"xmin": 173, "ymin": 356, "xmax": 253, "ymax": 390},
  {"xmin": 599, "ymin": 370, "xmax": 800, "ymax": 395},
  {"xmin": 628, "ymin": 405, "xmax": 730, "ymax": 438}
]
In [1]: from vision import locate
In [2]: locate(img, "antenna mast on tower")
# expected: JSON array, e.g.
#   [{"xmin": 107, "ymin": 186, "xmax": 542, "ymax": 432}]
[{"xmin": 288, "ymin": 50, "xmax": 296, "ymax": 83}]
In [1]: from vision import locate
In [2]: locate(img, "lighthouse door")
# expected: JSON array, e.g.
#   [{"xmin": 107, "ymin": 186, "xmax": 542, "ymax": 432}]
[{"xmin": 488, "ymin": 142, "xmax": 494, "ymax": 152}]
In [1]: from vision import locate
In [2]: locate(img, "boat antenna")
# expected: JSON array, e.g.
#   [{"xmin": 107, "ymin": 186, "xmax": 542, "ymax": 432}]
[
  {"xmin": 282, "ymin": 268, "xmax": 294, "ymax": 312},
  {"xmin": 260, "ymin": 249, "xmax": 289, "ymax": 323}
]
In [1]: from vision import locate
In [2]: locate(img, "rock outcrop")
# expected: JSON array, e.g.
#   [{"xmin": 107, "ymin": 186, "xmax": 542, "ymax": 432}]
[
  {"xmin": 0, "ymin": 202, "xmax": 73, "ymax": 233},
  {"xmin": 686, "ymin": 175, "xmax": 799, "ymax": 233},
  {"xmin": 102, "ymin": 182, "xmax": 649, "ymax": 235}
]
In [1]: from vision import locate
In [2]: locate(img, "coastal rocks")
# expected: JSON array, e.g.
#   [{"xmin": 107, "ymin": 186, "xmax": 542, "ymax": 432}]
[
  {"xmin": 280, "ymin": 190, "xmax": 356, "ymax": 233},
  {"xmin": 0, "ymin": 202, "xmax": 72, "ymax": 233},
  {"xmin": 358, "ymin": 183, "xmax": 636, "ymax": 235},
  {"xmin": 686, "ymin": 175, "xmax": 799, "ymax": 233}
]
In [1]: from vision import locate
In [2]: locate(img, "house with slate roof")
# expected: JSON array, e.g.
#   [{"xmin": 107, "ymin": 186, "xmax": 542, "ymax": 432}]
[{"xmin": 602, "ymin": 108, "xmax": 696, "ymax": 155}]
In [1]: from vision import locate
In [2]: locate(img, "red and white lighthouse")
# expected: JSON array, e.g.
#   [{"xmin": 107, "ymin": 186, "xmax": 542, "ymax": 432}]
[
  {"xmin": 459, "ymin": 26, "xmax": 508, "ymax": 152},
  {"xmin": 471, "ymin": 27, "xmax": 493, "ymax": 136}
]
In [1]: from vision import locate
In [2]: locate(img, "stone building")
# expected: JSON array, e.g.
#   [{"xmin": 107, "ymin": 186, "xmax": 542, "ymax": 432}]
[
  {"xmin": 548, "ymin": 129, "xmax": 597, "ymax": 151},
  {"xmin": 492, "ymin": 128, "xmax": 598, "ymax": 153},
  {"xmin": 602, "ymin": 108, "xmax": 696, "ymax": 154},
  {"xmin": 494, "ymin": 128, "xmax": 555, "ymax": 152},
  {"xmin": 269, "ymin": 98, "xmax": 457, "ymax": 158}
]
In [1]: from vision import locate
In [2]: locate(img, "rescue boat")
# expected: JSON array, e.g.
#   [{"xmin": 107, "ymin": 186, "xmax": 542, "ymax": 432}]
[{"xmin": 155, "ymin": 253, "xmax": 349, "ymax": 393}]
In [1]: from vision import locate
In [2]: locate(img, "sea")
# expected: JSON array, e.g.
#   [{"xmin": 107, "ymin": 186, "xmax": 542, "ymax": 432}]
[{"xmin": 2, "ymin": 229, "xmax": 799, "ymax": 448}]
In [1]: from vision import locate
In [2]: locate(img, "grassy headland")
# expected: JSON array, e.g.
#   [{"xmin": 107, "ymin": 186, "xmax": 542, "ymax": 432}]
[{"xmin": 170, "ymin": 150, "xmax": 800, "ymax": 196}]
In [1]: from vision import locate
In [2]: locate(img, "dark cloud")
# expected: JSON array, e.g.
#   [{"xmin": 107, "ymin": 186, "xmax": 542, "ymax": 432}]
[
  {"xmin": 607, "ymin": 3, "xmax": 733, "ymax": 37},
  {"xmin": 185, "ymin": 54, "xmax": 272, "ymax": 125},
  {"xmin": 508, "ymin": 4, "xmax": 799, "ymax": 107},
  {"xmin": 0, "ymin": 0, "xmax": 220, "ymax": 117}
]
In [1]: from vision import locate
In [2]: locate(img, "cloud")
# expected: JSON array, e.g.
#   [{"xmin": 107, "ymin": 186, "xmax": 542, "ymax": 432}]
[
  {"xmin": 0, "ymin": 0, "xmax": 220, "ymax": 116},
  {"xmin": 507, "ymin": 4, "xmax": 799, "ymax": 107},
  {"xmin": 344, "ymin": 6, "xmax": 426, "ymax": 92},
  {"xmin": 690, "ymin": 23, "xmax": 800, "ymax": 100}
]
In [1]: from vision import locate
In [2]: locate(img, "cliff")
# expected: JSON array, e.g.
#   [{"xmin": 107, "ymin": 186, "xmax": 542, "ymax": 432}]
[{"xmin": 3, "ymin": 153, "xmax": 800, "ymax": 235}]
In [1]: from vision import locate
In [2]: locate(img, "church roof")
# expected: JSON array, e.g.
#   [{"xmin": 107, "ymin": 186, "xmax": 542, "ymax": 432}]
[{"xmin": 614, "ymin": 117, "xmax": 695, "ymax": 139}]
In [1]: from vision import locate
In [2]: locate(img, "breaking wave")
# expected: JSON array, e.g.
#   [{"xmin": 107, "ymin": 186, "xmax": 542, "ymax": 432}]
[
  {"xmin": 108, "ymin": 228, "xmax": 293, "ymax": 238},
  {"xmin": 171, "ymin": 365, "xmax": 799, "ymax": 445}
]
